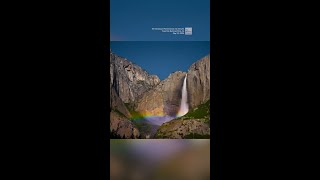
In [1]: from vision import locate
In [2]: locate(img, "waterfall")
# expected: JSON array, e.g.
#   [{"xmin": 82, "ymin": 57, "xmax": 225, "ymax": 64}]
[{"xmin": 177, "ymin": 74, "xmax": 189, "ymax": 117}]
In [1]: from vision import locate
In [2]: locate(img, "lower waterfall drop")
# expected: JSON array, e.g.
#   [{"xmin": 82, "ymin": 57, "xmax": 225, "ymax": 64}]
[{"xmin": 177, "ymin": 74, "xmax": 189, "ymax": 117}]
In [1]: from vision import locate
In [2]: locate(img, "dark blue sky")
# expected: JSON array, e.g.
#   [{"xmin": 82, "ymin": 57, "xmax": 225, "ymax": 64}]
[
  {"xmin": 110, "ymin": 41, "xmax": 210, "ymax": 80},
  {"xmin": 110, "ymin": 0, "xmax": 210, "ymax": 41}
]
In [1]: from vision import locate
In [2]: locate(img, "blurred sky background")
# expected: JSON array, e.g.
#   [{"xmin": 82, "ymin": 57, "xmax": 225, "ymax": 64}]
[
  {"xmin": 110, "ymin": 41, "xmax": 210, "ymax": 80},
  {"xmin": 110, "ymin": 0, "xmax": 210, "ymax": 41}
]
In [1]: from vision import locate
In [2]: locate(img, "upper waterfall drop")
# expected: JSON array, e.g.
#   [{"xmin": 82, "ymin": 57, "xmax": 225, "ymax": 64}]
[{"xmin": 176, "ymin": 74, "xmax": 189, "ymax": 117}]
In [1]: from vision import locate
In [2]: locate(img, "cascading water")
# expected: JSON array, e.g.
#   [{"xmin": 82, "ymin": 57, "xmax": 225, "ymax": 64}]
[{"xmin": 177, "ymin": 74, "xmax": 189, "ymax": 117}]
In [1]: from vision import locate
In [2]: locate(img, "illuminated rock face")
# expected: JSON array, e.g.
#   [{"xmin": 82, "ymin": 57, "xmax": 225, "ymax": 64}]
[
  {"xmin": 110, "ymin": 52, "xmax": 160, "ymax": 104},
  {"xmin": 134, "ymin": 55, "xmax": 210, "ymax": 118},
  {"xmin": 110, "ymin": 50, "xmax": 210, "ymax": 119},
  {"xmin": 135, "ymin": 89, "xmax": 165, "ymax": 117},
  {"xmin": 187, "ymin": 55, "xmax": 210, "ymax": 109},
  {"xmin": 135, "ymin": 71, "xmax": 186, "ymax": 117},
  {"xmin": 110, "ymin": 52, "xmax": 160, "ymax": 138}
]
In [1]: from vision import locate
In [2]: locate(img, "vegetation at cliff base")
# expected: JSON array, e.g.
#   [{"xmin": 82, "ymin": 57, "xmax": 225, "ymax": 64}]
[{"xmin": 176, "ymin": 100, "xmax": 210, "ymax": 123}]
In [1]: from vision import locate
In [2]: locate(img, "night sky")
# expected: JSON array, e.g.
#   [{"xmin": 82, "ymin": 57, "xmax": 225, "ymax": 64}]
[
  {"xmin": 110, "ymin": 0, "xmax": 210, "ymax": 41},
  {"xmin": 110, "ymin": 41, "xmax": 210, "ymax": 80}
]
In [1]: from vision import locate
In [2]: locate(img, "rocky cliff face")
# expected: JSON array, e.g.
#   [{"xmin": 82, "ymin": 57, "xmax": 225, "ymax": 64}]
[
  {"xmin": 109, "ymin": 50, "xmax": 210, "ymax": 139},
  {"xmin": 135, "ymin": 71, "xmax": 186, "ymax": 116},
  {"xmin": 142, "ymin": 55, "xmax": 210, "ymax": 138},
  {"xmin": 187, "ymin": 55, "xmax": 210, "ymax": 109},
  {"xmin": 110, "ymin": 52, "xmax": 160, "ymax": 104},
  {"xmin": 155, "ymin": 118, "xmax": 210, "ymax": 139},
  {"xmin": 110, "ymin": 111, "xmax": 140, "ymax": 138},
  {"xmin": 110, "ymin": 86, "xmax": 131, "ymax": 118},
  {"xmin": 134, "ymin": 55, "xmax": 210, "ymax": 116},
  {"xmin": 110, "ymin": 86, "xmax": 141, "ymax": 138},
  {"xmin": 110, "ymin": 51, "xmax": 161, "ymax": 138}
]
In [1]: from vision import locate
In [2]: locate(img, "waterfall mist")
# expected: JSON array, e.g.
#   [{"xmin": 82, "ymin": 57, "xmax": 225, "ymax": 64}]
[{"xmin": 177, "ymin": 74, "xmax": 189, "ymax": 117}]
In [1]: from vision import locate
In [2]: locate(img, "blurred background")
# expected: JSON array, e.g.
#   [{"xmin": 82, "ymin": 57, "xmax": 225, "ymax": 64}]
[{"xmin": 110, "ymin": 140, "xmax": 210, "ymax": 180}]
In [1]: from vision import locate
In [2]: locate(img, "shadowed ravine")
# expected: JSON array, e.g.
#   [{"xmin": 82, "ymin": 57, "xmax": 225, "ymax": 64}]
[{"xmin": 133, "ymin": 116, "xmax": 175, "ymax": 138}]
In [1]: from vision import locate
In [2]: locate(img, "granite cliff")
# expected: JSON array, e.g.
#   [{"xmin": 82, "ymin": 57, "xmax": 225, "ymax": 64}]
[
  {"xmin": 134, "ymin": 71, "xmax": 186, "ymax": 117},
  {"xmin": 134, "ymin": 54, "xmax": 210, "ymax": 117},
  {"xmin": 187, "ymin": 55, "xmax": 210, "ymax": 109},
  {"xmin": 110, "ymin": 52, "xmax": 160, "ymax": 104},
  {"xmin": 109, "ymin": 50, "xmax": 210, "ymax": 139},
  {"xmin": 110, "ymin": 86, "xmax": 140, "ymax": 138},
  {"xmin": 110, "ymin": 51, "xmax": 160, "ymax": 138}
]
